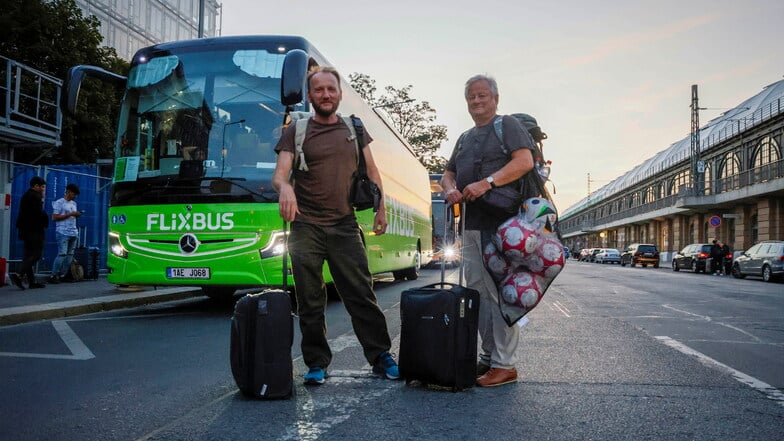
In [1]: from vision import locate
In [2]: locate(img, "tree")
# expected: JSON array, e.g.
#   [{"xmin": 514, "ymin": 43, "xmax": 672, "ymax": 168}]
[
  {"xmin": 0, "ymin": 0, "xmax": 128, "ymax": 164},
  {"xmin": 348, "ymin": 73, "xmax": 448, "ymax": 173}
]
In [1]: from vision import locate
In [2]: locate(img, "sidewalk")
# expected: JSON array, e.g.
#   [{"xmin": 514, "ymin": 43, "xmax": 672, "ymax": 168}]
[{"xmin": 0, "ymin": 276, "xmax": 202, "ymax": 326}]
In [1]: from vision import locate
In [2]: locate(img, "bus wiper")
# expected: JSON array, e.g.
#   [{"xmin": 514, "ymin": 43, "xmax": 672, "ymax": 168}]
[{"xmin": 200, "ymin": 177, "xmax": 277, "ymax": 202}]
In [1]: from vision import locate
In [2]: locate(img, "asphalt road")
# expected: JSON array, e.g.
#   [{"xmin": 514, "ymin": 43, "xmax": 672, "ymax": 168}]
[{"xmin": 1, "ymin": 262, "xmax": 782, "ymax": 440}]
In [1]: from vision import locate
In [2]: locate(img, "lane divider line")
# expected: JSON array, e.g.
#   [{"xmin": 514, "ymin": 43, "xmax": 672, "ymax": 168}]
[{"xmin": 655, "ymin": 336, "xmax": 784, "ymax": 407}]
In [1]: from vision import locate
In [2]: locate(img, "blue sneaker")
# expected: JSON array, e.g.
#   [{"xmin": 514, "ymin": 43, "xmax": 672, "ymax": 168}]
[
  {"xmin": 373, "ymin": 351, "xmax": 400, "ymax": 380},
  {"xmin": 303, "ymin": 367, "xmax": 326, "ymax": 385}
]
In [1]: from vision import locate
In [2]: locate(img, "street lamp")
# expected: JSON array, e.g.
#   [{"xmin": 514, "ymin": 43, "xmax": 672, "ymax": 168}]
[{"xmin": 221, "ymin": 119, "xmax": 245, "ymax": 177}]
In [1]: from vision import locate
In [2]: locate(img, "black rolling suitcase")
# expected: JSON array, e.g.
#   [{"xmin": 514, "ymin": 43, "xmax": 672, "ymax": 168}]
[
  {"xmin": 230, "ymin": 225, "xmax": 294, "ymax": 399},
  {"xmin": 399, "ymin": 203, "xmax": 480, "ymax": 391}
]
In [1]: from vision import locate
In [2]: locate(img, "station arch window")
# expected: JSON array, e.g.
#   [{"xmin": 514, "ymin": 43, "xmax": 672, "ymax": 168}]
[{"xmin": 752, "ymin": 136, "xmax": 781, "ymax": 171}]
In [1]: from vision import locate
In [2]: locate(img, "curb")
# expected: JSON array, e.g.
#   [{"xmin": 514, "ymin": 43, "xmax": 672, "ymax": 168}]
[{"xmin": 0, "ymin": 287, "xmax": 203, "ymax": 326}]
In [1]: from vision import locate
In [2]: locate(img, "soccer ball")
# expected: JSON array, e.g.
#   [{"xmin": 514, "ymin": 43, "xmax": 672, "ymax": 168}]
[
  {"xmin": 522, "ymin": 197, "xmax": 557, "ymax": 231},
  {"xmin": 495, "ymin": 217, "xmax": 539, "ymax": 263},
  {"xmin": 538, "ymin": 236, "xmax": 565, "ymax": 280},
  {"xmin": 483, "ymin": 242, "xmax": 509, "ymax": 282},
  {"xmin": 499, "ymin": 269, "xmax": 542, "ymax": 309}
]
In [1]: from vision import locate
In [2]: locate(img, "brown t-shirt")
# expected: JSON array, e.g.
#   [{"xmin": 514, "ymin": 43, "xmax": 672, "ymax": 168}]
[{"xmin": 275, "ymin": 118, "xmax": 373, "ymax": 225}]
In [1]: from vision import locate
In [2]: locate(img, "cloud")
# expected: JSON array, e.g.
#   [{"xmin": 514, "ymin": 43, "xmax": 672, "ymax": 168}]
[{"xmin": 565, "ymin": 13, "xmax": 720, "ymax": 67}]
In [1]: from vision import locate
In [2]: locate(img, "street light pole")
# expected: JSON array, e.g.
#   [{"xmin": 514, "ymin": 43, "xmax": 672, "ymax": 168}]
[{"xmin": 221, "ymin": 119, "xmax": 245, "ymax": 178}]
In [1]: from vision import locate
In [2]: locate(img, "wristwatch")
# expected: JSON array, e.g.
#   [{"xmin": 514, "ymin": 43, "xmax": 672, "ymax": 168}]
[{"xmin": 485, "ymin": 176, "xmax": 497, "ymax": 188}]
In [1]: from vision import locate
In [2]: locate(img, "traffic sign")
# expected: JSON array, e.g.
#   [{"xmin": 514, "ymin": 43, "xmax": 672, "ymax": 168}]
[{"xmin": 709, "ymin": 215, "xmax": 721, "ymax": 227}]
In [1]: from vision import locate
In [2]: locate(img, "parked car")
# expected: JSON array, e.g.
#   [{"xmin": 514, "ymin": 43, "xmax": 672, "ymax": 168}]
[
  {"xmin": 621, "ymin": 243, "xmax": 660, "ymax": 268},
  {"xmin": 594, "ymin": 248, "xmax": 621, "ymax": 264},
  {"xmin": 589, "ymin": 248, "xmax": 603, "ymax": 262},
  {"xmin": 578, "ymin": 248, "xmax": 593, "ymax": 261},
  {"xmin": 563, "ymin": 247, "xmax": 571, "ymax": 260},
  {"xmin": 672, "ymin": 243, "xmax": 712, "ymax": 273},
  {"xmin": 731, "ymin": 240, "xmax": 784, "ymax": 282}
]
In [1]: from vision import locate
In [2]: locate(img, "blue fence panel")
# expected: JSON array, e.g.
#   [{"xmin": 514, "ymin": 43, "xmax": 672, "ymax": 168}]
[{"xmin": 10, "ymin": 164, "xmax": 109, "ymax": 275}]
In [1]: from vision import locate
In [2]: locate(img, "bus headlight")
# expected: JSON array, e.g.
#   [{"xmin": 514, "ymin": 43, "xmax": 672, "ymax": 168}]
[
  {"xmin": 260, "ymin": 231, "xmax": 288, "ymax": 259},
  {"xmin": 108, "ymin": 232, "xmax": 128, "ymax": 258},
  {"xmin": 443, "ymin": 246, "xmax": 456, "ymax": 259}
]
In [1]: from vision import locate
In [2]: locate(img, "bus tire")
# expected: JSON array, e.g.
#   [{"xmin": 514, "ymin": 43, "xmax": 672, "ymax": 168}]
[
  {"xmin": 202, "ymin": 287, "xmax": 237, "ymax": 303},
  {"xmin": 402, "ymin": 250, "xmax": 421, "ymax": 280}
]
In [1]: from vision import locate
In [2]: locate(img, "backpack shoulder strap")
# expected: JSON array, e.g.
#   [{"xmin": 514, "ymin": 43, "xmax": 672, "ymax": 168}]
[
  {"xmin": 341, "ymin": 115, "xmax": 359, "ymax": 164},
  {"xmin": 492, "ymin": 115, "xmax": 508, "ymax": 155},
  {"xmin": 294, "ymin": 118, "xmax": 310, "ymax": 171},
  {"xmin": 455, "ymin": 129, "xmax": 470, "ymax": 153}
]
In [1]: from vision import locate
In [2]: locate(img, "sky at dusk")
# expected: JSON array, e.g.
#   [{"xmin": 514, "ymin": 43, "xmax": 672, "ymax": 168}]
[{"xmin": 219, "ymin": 0, "xmax": 784, "ymax": 211}]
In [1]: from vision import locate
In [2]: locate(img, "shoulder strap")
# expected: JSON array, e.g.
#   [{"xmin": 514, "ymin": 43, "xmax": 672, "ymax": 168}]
[
  {"xmin": 455, "ymin": 130, "xmax": 469, "ymax": 153},
  {"xmin": 294, "ymin": 114, "xmax": 361, "ymax": 172},
  {"xmin": 492, "ymin": 115, "xmax": 508, "ymax": 155},
  {"xmin": 347, "ymin": 115, "xmax": 364, "ymax": 172},
  {"xmin": 294, "ymin": 118, "xmax": 310, "ymax": 171}
]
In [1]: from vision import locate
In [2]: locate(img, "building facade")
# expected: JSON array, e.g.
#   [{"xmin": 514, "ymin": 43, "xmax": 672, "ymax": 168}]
[
  {"xmin": 75, "ymin": 0, "xmax": 222, "ymax": 61},
  {"xmin": 559, "ymin": 80, "xmax": 784, "ymax": 259}
]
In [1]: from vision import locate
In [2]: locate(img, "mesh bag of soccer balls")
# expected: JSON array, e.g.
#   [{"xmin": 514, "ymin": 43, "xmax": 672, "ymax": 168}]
[{"xmin": 483, "ymin": 197, "xmax": 564, "ymax": 326}]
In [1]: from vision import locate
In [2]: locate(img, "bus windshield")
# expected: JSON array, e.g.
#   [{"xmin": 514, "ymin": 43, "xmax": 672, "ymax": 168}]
[{"xmin": 113, "ymin": 48, "xmax": 289, "ymax": 205}]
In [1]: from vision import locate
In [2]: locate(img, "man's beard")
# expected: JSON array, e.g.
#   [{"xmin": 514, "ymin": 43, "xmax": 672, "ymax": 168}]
[{"xmin": 313, "ymin": 101, "xmax": 337, "ymax": 118}]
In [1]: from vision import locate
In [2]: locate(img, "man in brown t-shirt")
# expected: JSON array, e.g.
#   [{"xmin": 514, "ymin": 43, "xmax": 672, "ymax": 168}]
[{"xmin": 272, "ymin": 66, "xmax": 399, "ymax": 385}]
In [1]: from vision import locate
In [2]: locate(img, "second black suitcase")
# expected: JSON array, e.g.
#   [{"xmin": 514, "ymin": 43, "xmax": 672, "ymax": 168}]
[
  {"xmin": 230, "ymin": 289, "xmax": 294, "ymax": 399},
  {"xmin": 399, "ymin": 202, "xmax": 480, "ymax": 391},
  {"xmin": 399, "ymin": 282, "xmax": 480, "ymax": 390}
]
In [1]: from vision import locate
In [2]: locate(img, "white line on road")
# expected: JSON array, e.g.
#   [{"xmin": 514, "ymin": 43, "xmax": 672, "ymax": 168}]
[
  {"xmin": 662, "ymin": 304, "xmax": 763, "ymax": 343},
  {"xmin": 0, "ymin": 320, "xmax": 95, "ymax": 360},
  {"xmin": 655, "ymin": 336, "xmax": 784, "ymax": 407},
  {"xmin": 550, "ymin": 301, "xmax": 571, "ymax": 317}
]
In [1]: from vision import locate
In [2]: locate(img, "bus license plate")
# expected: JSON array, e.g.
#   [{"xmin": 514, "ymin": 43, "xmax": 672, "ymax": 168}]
[{"xmin": 166, "ymin": 267, "xmax": 210, "ymax": 279}]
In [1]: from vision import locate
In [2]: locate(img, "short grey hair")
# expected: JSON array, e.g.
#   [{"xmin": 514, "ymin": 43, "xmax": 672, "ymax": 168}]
[{"xmin": 464, "ymin": 74, "xmax": 498, "ymax": 98}]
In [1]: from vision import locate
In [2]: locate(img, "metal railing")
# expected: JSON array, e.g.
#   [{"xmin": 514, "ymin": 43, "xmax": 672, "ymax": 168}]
[
  {"xmin": 561, "ymin": 158, "xmax": 784, "ymax": 235},
  {"xmin": 0, "ymin": 55, "xmax": 62, "ymax": 144}
]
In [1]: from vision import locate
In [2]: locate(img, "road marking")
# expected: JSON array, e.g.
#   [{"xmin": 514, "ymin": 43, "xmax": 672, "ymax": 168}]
[
  {"xmin": 662, "ymin": 304, "xmax": 763, "ymax": 343},
  {"xmin": 655, "ymin": 336, "xmax": 784, "ymax": 407},
  {"xmin": 0, "ymin": 320, "xmax": 95, "ymax": 360},
  {"xmin": 135, "ymin": 308, "xmax": 399, "ymax": 441},
  {"xmin": 550, "ymin": 301, "xmax": 571, "ymax": 317}
]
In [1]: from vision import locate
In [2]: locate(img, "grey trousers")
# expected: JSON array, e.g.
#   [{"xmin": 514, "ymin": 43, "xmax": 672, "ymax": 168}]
[{"xmin": 463, "ymin": 229, "xmax": 520, "ymax": 369}]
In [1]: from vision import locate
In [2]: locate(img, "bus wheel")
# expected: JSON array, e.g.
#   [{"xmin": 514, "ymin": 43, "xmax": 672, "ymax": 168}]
[
  {"xmin": 202, "ymin": 287, "xmax": 237, "ymax": 303},
  {"xmin": 402, "ymin": 251, "xmax": 421, "ymax": 280}
]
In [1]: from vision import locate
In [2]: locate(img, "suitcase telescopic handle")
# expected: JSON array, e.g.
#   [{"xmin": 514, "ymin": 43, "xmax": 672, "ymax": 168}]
[
  {"xmin": 440, "ymin": 202, "xmax": 465, "ymax": 285},
  {"xmin": 419, "ymin": 282, "xmax": 459, "ymax": 291}
]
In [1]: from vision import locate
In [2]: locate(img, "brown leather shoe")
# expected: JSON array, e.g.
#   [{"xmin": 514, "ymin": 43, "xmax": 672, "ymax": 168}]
[
  {"xmin": 476, "ymin": 367, "xmax": 517, "ymax": 387},
  {"xmin": 476, "ymin": 362, "xmax": 491, "ymax": 377}
]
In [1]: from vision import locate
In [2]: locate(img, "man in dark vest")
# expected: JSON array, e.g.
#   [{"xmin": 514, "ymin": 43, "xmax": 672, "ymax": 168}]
[{"xmin": 11, "ymin": 176, "xmax": 49, "ymax": 289}]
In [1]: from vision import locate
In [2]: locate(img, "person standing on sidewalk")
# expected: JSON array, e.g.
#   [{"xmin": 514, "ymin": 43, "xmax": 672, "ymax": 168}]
[
  {"xmin": 48, "ymin": 183, "xmax": 82, "ymax": 284},
  {"xmin": 272, "ymin": 66, "xmax": 399, "ymax": 386},
  {"xmin": 441, "ymin": 74, "xmax": 536, "ymax": 387},
  {"xmin": 10, "ymin": 176, "xmax": 49, "ymax": 289}
]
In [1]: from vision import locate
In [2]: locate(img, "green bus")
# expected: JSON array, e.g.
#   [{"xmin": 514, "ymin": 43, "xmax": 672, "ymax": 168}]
[{"xmin": 64, "ymin": 35, "xmax": 432, "ymax": 300}]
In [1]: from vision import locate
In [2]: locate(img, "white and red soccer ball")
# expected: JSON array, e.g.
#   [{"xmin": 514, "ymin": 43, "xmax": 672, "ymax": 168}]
[
  {"xmin": 494, "ymin": 217, "xmax": 539, "ymax": 263},
  {"xmin": 483, "ymin": 242, "xmax": 509, "ymax": 282},
  {"xmin": 500, "ymin": 269, "xmax": 543, "ymax": 309}
]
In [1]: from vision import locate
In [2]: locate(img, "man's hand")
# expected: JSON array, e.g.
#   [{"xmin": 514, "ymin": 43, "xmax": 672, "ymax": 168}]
[
  {"xmin": 373, "ymin": 206, "xmax": 388, "ymax": 235},
  {"xmin": 277, "ymin": 185, "xmax": 299, "ymax": 222}
]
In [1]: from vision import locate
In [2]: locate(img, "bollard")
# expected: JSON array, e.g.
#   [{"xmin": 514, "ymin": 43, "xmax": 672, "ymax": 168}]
[{"xmin": 0, "ymin": 257, "xmax": 6, "ymax": 286}]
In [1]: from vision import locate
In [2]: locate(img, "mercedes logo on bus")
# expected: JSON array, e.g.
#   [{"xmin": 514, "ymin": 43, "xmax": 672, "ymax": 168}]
[{"xmin": 179, "ymin": 233, "xmax": 199, "ymax": 254}]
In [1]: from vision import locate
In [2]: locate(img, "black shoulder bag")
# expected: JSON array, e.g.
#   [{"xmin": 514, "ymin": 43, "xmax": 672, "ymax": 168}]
[
  {"xmin": 348, "ymin": 115, "xmax": 382, "ymax": 212},
  {"xmin": 474, "ymin": 128, "xmax": 523, "ymax": 217}
]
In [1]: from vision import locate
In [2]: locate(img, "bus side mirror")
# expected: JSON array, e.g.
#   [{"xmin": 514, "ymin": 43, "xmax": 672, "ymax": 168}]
[
  {"xmin": 281, "ymin": 49, "xmax": 309, "ymax": 107},
  {"xmin": 63, "ymin": 65, "xmax": 126, "ymax": 115}
]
